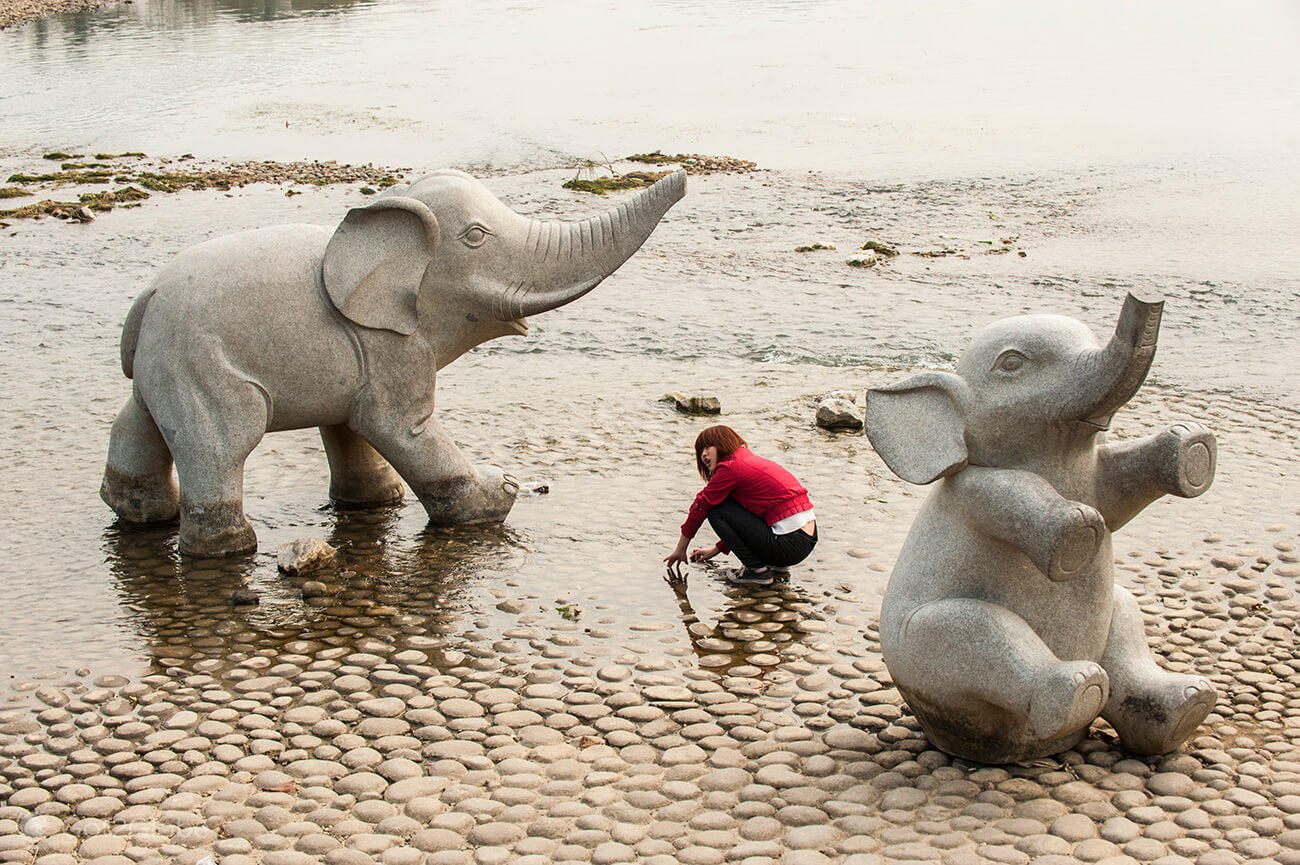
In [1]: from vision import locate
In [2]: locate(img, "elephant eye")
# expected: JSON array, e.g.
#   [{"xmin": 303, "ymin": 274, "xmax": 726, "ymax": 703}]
[
  {"xmin": 995, "ymin": 350, "xmax": 1026, "ymax": 373},
  {"xmin": 458, "ymin": 224, "xmax": 491, "ymax": 248}
]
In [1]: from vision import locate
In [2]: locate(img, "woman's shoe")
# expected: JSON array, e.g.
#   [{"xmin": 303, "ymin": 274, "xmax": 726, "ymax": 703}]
[{"xmin": 725, "ymin": 567, "xmax": 774, "ymax": 587}]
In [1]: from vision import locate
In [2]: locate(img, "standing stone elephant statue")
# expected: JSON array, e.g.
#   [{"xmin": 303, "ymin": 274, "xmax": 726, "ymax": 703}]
[
  {"xmin": 864, "ymin": 292, "xmax": 1218, "ymax": 763},
  {"xmin": 101, "ymin": 169, "xmax": 686, "ymax": 557}
]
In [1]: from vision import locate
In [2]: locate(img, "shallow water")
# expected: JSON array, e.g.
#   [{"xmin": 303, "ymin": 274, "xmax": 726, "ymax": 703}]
[{"xmin": 1, "ymin": 2, "xmax": 1299, "ymax": 683}]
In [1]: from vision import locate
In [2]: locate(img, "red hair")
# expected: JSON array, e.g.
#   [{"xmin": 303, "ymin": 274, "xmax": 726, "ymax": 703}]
[{"xmin": 694, "ymin": 425, "xmax": 747, "ymax": 479}]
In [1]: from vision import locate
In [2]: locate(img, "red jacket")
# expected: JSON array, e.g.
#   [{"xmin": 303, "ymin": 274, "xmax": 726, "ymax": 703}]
[{"xmin": 681, "ymin": 447, "xmax": 813, "ymax": 551}]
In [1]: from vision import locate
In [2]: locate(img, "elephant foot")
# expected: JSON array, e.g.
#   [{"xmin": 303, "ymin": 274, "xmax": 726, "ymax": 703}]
[
  {"xmin": 179, "ymin": 511, "xmax": 257, "ymax": 558},
  {"xmin": 330, "ymin": 478, "xmax": 405, "ymax": 509},
  {"xmin": 1028, "ymin": 661, "xmax": 1109, "ymax": 741},
  {"xmin": 1046, "ymin": 502, "xmax": 1105, "ymax": 581},
  {"xmin": 1107, "ymin": 673, "xmax": 1216, "ymax": 755},
  {"xmin": 101, "ymin": 466, "xmax": 180, "ymax": 524},
  {"xmin": 1166, "ymin": 422, "xmax": 1216, "ymax": 498},
  {"xmin": 417, "ymin": 465, "xmax": 519, "ymax": 526}
]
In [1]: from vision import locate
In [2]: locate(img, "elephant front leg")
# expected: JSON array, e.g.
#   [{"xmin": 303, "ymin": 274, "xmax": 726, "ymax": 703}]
[
  {"xmin": 1097, "ymin": 422, "xmax": 1216, "ymax": 531},
  {"xmin": 950, "ymin": 467, "xmax": 1106, "ymax": 581},
  {"xmin": 173, "ymin": 450, "xmax": 259, "ymax": 557},
  {"xmin": 321, "ymin": 424, "xmax": 405, "ymax": 508},
  {"xmin": 165, "ymin": 389, "xmax": 266, "ymax": 558},
  {"xmin": 360, "ymin": 413, "xmax": 518, "ymax": 526},
  {"xmin": 1100, "ymin": 585, "xmax": 1216, "ymax": 753}
]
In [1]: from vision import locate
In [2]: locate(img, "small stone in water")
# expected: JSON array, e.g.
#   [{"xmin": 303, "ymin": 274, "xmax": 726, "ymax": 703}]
[
  {"xmin": 661, "ymin": 392, "xmax": 722, "ymax": 415},
  {"xmin": 302, "ymin": 581, "xmax": 329, "ymax": 599},
  {"xmin": 278, "ymin": 537, "xmax": 337, "ymax": 575},
  {"xmin": 231, "ymin": 589, "xmax": 260, "ymax": 605},
  {"xmin": 815, "ymin": 398, "xmax": 862, "ymax": 432}
]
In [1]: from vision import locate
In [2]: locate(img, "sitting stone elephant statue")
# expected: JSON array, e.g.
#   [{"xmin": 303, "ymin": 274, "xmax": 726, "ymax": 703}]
[
  {"xmin": 864, "ymin": 292, "xmax": 1218, "ymax": 763},
  {"xmin": 101, "ymin": 169, "xmax": 686, "ymax": 557}
]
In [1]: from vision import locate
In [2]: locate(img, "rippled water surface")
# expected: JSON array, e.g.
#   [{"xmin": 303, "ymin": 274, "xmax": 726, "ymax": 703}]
[{"xmin": 1, "ymin": 0, "xmax": 1298, "ymax": 680}]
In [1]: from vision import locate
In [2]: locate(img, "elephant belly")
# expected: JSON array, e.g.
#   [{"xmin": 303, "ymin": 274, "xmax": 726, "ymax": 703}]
[
  {"xmin": 884, "ymin": 516, "xmax": 1114, "ymax": 665},
  {"xmin": 133, "ymin": 225, "xmax": 364, "ymax": 433}
]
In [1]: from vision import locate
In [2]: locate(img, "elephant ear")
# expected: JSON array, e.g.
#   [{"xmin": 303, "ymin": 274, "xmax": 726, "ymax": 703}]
[
  {"xmin": 865, "ymin": 371, "xmax": 971, "ymax": 484},
  {"xmin": 323, "ymin": 197, "xmax": 440, "ymax": 335}
]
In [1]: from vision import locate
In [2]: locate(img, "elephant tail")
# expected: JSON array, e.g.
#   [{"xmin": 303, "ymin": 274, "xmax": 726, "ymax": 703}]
[{"xmin": 120, "ymin": 286, "xmax": 156, "ymax": 379}]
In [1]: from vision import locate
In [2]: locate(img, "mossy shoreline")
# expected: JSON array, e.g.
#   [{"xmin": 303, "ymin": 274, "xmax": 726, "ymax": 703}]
[
  {"xmin": 561, "ymin": 151, "xmax": 758, "ymax": 195},
  {"xmin": 0, "ymin": 0, "xmax": 124, "ymax": 30},
  {"xmin": 0, "ymin": 152, "xmax": 403, "ymax": 225}
]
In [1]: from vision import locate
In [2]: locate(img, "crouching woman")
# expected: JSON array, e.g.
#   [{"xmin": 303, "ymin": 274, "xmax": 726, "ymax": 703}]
[{"xmin": 663, "ymin": 425, "xmax": 817, "ymax": 586}]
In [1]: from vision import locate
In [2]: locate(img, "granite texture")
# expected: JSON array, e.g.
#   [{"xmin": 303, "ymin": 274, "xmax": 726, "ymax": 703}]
[
  {"xmin": 865, "ymin": 292, "xmax": 1218, "ymax": 763},
  {"xmin": 101, "ymin": 169, "xmax": 686, "ymax": 556}
]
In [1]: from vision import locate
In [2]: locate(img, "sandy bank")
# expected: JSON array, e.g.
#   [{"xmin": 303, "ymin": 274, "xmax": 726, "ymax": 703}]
[{"xmin": 0, "ymin": 0, "xmax": 121, "ymax": 29}]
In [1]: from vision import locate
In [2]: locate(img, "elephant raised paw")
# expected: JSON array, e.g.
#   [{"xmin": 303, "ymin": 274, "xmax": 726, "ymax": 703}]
[
  {"xmin": 1045, "ymin": 502, "xmax": 1106, "ymax": 582},
  {"xmin": 1162, "ymin": 422, "xmax": 1217, "ymax": 498}
]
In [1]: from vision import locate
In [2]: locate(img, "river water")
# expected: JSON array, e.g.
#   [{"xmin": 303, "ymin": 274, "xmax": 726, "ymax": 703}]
[{"xmin": 1, "ymin": 0, "xmax": 1298, "ymax": 682}]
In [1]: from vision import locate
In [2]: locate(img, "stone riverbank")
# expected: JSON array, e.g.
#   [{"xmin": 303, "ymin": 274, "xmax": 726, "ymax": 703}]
[{"xmin": 2, "ymin": 522, "xmax": 1299, "ymax": 865}]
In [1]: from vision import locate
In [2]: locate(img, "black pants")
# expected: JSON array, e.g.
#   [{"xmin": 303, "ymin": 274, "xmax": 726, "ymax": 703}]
[{"xmin": 707, "ymin": 499, "xmax": 817, "ymax": 570}]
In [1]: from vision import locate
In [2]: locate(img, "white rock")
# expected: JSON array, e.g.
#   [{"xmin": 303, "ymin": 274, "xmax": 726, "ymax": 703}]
[{"xmin": 276, "ymin": 538, "xmax": 337, "ymax": 575}]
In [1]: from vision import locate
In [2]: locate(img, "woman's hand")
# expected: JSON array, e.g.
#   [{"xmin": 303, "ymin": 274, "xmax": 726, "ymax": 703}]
[
  {"xmin": 690, "ymin": 543, "xmax": 721, "ymax": 563},
  {"xmin": 663, "ymin": 535, "xmax": 691, "ymax": 582}
]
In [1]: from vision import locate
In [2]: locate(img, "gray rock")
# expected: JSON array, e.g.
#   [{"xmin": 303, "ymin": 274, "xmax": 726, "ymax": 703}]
[
  {"xmin": 815, "ymin": 398, "xmax": 863, "ymax": 432},
  {"xmin": 660, "ymin": 392, "xmax": 722, "ymax": 415}
]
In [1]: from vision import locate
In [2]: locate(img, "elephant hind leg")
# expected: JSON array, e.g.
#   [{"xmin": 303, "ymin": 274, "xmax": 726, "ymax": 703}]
[
  {"xmin": 1101, "ymin": 586, "xmax": 1216, "ymax": 754},
  {"xmin": 320, "ymin": 424, "xmax": 404, "ymax": 508},
  {"xmin": 101, "ymin": 393, "xmax": 179, "ymax": 524},
  {"xmin": 890, "ymin": 599, "xmax": 1109, "ymax": 750}
]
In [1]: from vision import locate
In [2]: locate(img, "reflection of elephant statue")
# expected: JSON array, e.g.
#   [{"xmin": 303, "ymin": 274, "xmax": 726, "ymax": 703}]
[
  {"xmin": 102, "ymin": 170, "xmax": 686, "ymax": 557},
  {"xmin": 865, "ymin": 293, "xmax": 1217, "ymax": 763}
]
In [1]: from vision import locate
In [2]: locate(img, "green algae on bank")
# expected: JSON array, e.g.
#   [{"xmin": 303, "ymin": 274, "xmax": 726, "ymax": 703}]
[
  {"xmin": 562, "ymin": 169, "xmax": 669, "ymax": 196},
  {"xmin": 627, "ymin": 150, "xmax": 758, "ymax": 174},
  {"xmin": 861, "ymin": 240, "xmax": 899, "ymax": 257},
  {"xmin": 562, "ymin": 151, "xmax": 758, "ymax": 195},
  {"xmin": 1, "ymin": 152, "xmax": 406, "ymax": 223},
  {"xmin": 0, "ymin": 186, "xmax": 148, "ymax": 221},
  {"xmin": 1, "ymin": 0, "xmax": 124, "ymax": 29}
]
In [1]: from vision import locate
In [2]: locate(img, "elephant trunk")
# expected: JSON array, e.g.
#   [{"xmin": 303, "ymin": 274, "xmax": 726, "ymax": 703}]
[
  {"xmin": 496, "ymin": 170, "xmax": 687, "ymax": 320},
  {"xmin": 1066, "ymin": 291, "xmax": 1164, "ymax": 428}
]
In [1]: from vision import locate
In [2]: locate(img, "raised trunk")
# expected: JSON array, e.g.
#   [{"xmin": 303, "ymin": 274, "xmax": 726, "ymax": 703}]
[
  {"xmin": 1063, "ymin": 292, "xmax": 1164, "ymax": 428},
  {"xmin": 495, "ymin": 170, "xmax": 687, "ymax": 320}
]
